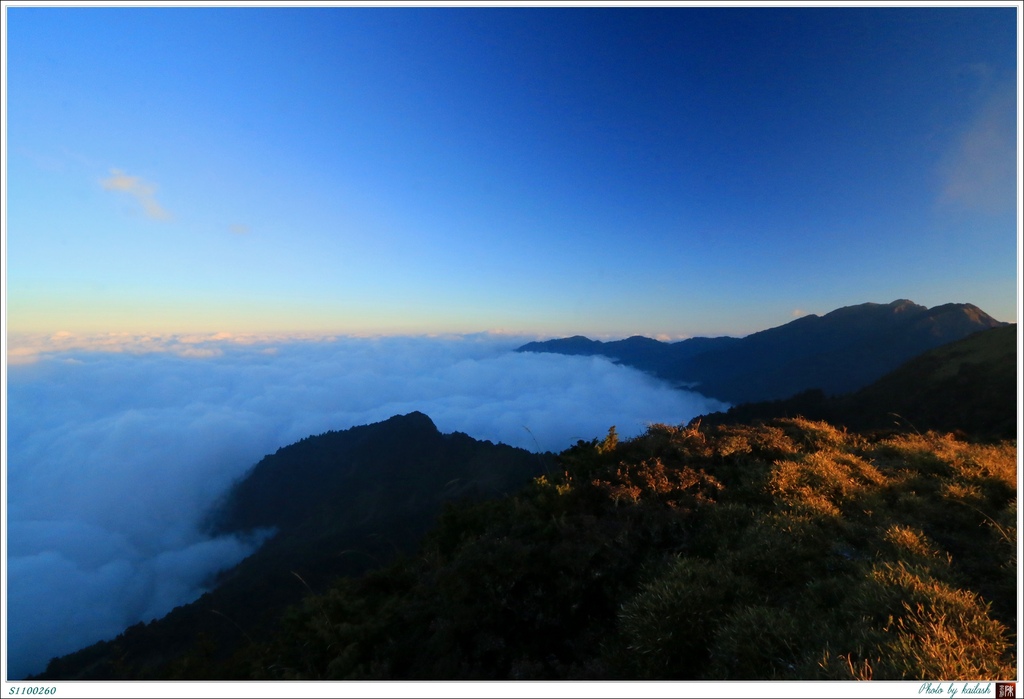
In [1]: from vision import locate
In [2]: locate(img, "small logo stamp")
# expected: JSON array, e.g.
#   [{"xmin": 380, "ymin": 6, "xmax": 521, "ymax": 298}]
[{"xmin": 996, "ymin": 683, "xmax": 1016, "ymax": 699}]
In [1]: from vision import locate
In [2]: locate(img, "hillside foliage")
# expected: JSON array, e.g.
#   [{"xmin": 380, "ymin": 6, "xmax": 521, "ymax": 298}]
[
  {"xmin": 702, "ymin": 325, "xmax": 1017, "ymax": 441},
  {"xmin": 225, "ymin": 418, "xmax": 1017, "ymax": 680}
]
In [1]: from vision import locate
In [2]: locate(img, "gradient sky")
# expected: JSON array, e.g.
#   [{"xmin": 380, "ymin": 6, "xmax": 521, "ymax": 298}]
[{"xmin": 4, "ymin": 5, "xmax": 1020, "ymax": 339}]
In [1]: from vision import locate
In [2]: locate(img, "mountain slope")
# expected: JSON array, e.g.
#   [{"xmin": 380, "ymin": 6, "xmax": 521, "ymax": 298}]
[
  {"xmin": 44, "ymin": 418, "xmax": 1015, "ymax": 680},
  {"xmin": 699, "ymin": 324, "xmax": 1018, "ymax": 440},
  {"xmin": 516, "ymin": 334, "xmax": 739, "ymax": 384},
  {"xmin": 209, "ymin": 411, "xmax": 543, "ymax": 537},
  {"xmin": 844, "ymin": 323, "xmax": 1017, "ymax": 437},
  {"xmin": 35, "ymin": 413, "xmax": 551, "ymax": 679},
  {"xmin": 518, "ymin": 300, "xmax": 1007, "ymax": 403},
  {"xmin": 244, "ymin": 421, "xmax": 1014, "ymax": 680}
]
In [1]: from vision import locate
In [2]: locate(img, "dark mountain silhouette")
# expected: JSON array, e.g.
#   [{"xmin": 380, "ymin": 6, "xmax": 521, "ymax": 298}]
[
  {"xmin": 517, "ymin": 300, "xmax": 1007, "ymax": 404},
  {"xmin": 698, "ymin": 324, "xmax": 1017, "ymax": 441},
  {"xmin": 35, "ymin": 413, "xmax": 551, "ymax": 679},
  {"xmin": 209, "ymin": 411, "xmax": 545, "ymax": 538}
]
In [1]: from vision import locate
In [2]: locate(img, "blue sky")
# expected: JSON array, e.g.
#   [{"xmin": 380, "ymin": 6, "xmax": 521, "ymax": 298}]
[{"xmin": 4, "ymin": 5, "xmax": 1020, "ymax": 339}]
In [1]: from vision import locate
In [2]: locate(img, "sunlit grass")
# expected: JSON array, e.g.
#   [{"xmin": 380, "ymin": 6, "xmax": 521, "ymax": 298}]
[{"xmin": 251, "ymin": 418, "xmax": 1017, "ymax": 680}]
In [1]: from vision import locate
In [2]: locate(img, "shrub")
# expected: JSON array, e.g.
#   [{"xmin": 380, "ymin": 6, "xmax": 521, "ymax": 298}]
[
  {"xmin": 707, "ymin": 605, "xmax": 805, "ymax": 679},
  {"xmin": 615, "ymin": 557, "xmax": 747, "ymax": 679},
  {"xmin": 833, "ymin": 562, "xmax": 1014, "ymax": 680}
]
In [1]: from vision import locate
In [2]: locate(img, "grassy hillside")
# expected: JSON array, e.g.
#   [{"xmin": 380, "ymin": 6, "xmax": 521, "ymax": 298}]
[
  {"xmin": 33, "ymin": 325, "xmax": 1019, "ymax": 681},
  {"xmin": 59, "ymin": 418, "xmax": 1012, "ymax": 681},
  {"xmin": 702, "ymin": 324, "xmax": 1017, "ymax": 440}
]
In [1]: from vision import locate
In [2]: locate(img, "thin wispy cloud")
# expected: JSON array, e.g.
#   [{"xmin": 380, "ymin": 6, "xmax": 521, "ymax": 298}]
[
  {"xmin": 228, "ymin": 224, "xmax": 250, "ymax": 235},
  {"xmin": 938, "ymin": 82, "xmax": 1017, "ymax": 216},
  {"xmin": 6, "ymin": 330, "xmax": 338, "ymax": 365},
  {"xmin": 101, "ymin": 168, "xmax": 173, "ymax": 221}
]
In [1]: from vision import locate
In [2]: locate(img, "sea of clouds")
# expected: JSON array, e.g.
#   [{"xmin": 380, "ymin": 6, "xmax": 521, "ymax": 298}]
[{"xmin": 4, "ymin": 333, "xmax": 728, "ymax": 679}]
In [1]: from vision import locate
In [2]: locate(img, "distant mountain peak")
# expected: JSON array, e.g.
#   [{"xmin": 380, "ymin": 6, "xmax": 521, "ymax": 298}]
[
  {"xmin": 820, "ymin": 299, "xmax": 925, "ymax": 319},
  {"xmin": 517, "ymin": 299, "xmax": 1005, "ymax": 404},
  {"xmin": 210, "ymin": 410, "xmax": 546, "ymax": 537},
  {"xmin": 384, "ymin": 411, "xmax": 438, "ymax": 431}
]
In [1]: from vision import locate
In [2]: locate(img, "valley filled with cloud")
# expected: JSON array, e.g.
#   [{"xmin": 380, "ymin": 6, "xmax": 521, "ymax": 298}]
[{"xmin": 5, "ymin": 333, "xmax": 727, "ymax": 678}]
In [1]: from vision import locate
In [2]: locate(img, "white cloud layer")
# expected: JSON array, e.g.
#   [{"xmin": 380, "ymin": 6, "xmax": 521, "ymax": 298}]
[{"xmin": 4, "ymin": 334, "xmax": 728, "ymax": 678}]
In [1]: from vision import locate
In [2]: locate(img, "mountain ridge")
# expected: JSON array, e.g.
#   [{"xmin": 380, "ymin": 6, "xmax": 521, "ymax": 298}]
[
  {"xmin": 34, "ymin": 413, "xmax": 552, "ymax": 680},
  {"xmin": 517, "ymin": 300, "xmax": 1007, "ymax": 403},
  {"xmin": 696, "ymin": 323, "xmax": 1017, "ymax": 440}
]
